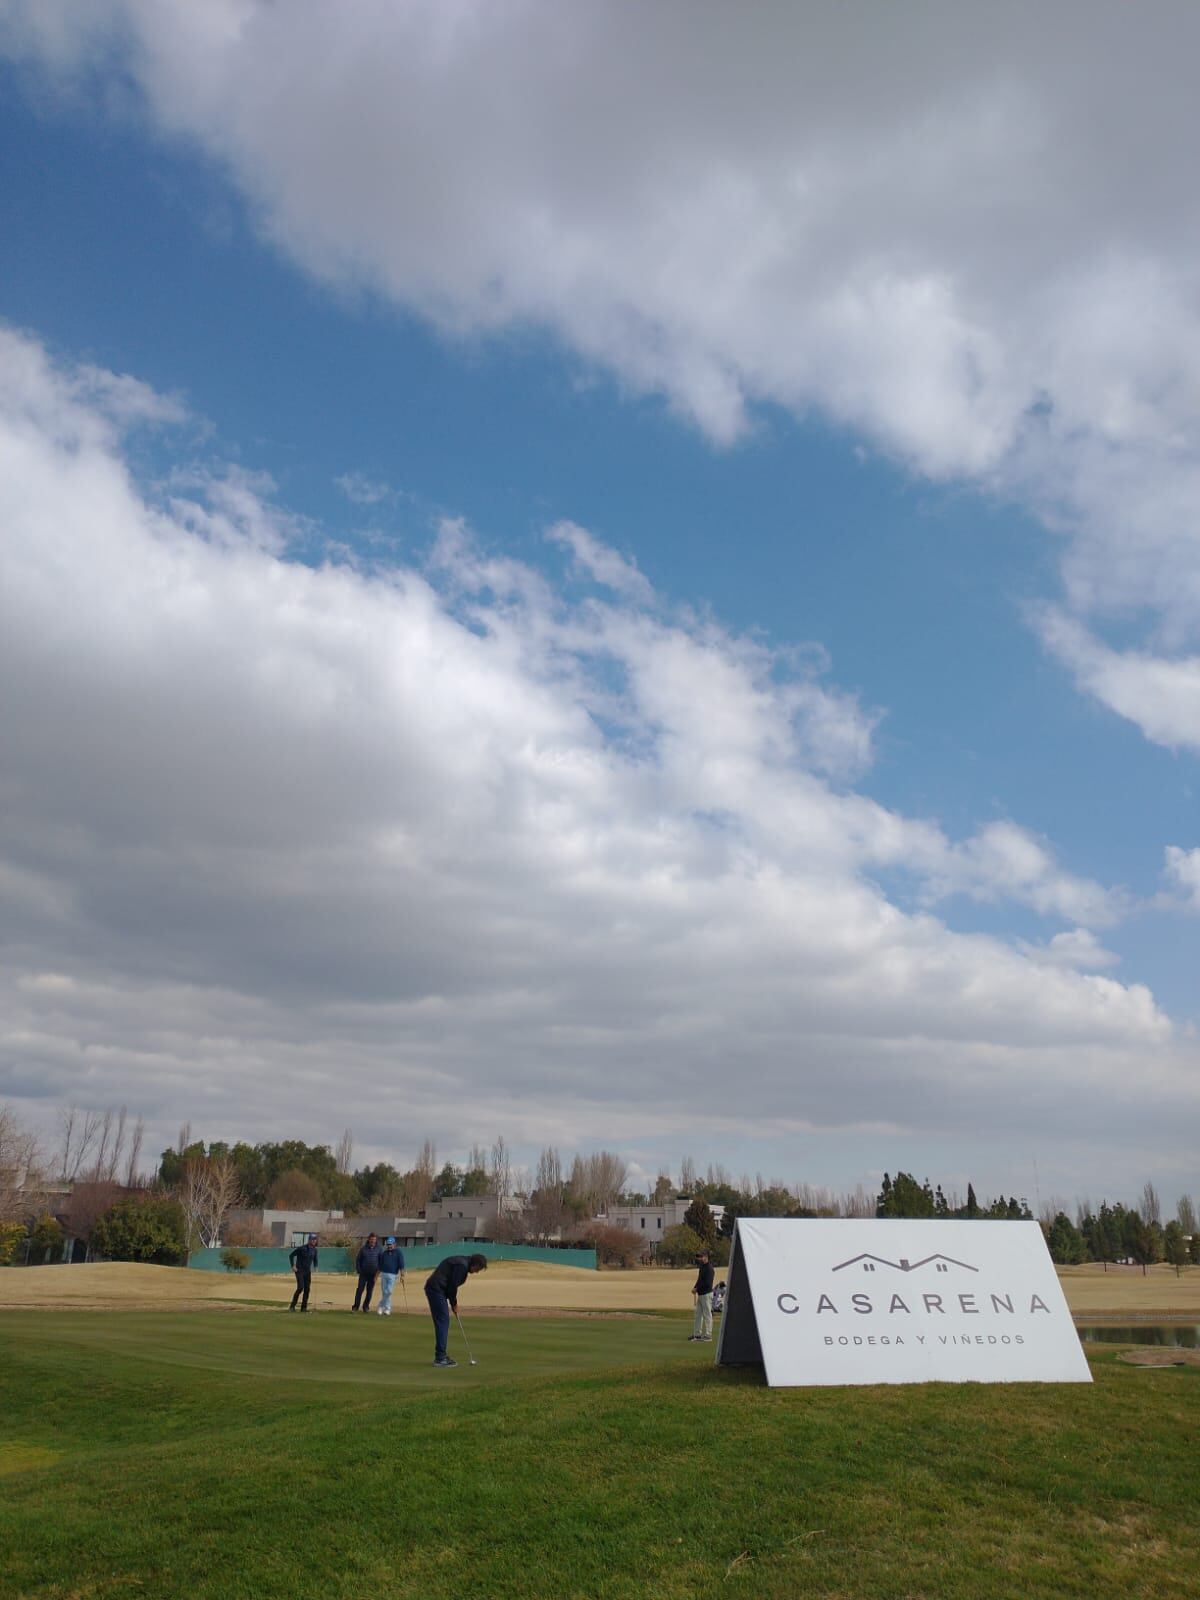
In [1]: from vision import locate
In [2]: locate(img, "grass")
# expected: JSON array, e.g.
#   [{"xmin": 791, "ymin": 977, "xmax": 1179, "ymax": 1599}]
[
  {"xmin": 0, "ymin": 1308, "xmax": 1196, "ymax": 1600},
  {"xmin": 5, "ymin": 1260, "xmax": 1199, "ymax": 1318}
]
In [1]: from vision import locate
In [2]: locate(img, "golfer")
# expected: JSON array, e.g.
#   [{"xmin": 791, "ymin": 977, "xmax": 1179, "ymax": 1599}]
[
  {"xmin": 376, "ymin": 1236, "xmax": 406, "ymax": 1316},
  {"xmin": 289, "ymin": 1233, "xmax": 319, "ymax": 1313},
  {"xmin": 424, "ymin": 1252, "xmax": 487, "ymax": 1367},
  {"xmin": 689, "ymin": 1249, "xmax": 714, "ymax": 1342},
  {"xmin": 353, "ymin": 1231, "xmax": 382, "ymax": 1313}
]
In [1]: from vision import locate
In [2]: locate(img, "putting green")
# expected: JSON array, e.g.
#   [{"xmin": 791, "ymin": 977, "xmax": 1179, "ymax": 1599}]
[{"xmin": 2, "ymin": 1306, "xmax": 706, "ymax": 1388}]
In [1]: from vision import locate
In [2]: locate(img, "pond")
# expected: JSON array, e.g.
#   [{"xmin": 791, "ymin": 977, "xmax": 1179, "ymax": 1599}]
[{"xmin": 1077, "ymin": 1324, "xmax": 1199, "ymax": 1347}]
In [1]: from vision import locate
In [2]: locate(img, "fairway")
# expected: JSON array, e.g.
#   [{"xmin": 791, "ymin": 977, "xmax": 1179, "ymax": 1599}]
[{"xmin": 2, "ymin": 1308, "xmax": 1197, "ymax": 1600}]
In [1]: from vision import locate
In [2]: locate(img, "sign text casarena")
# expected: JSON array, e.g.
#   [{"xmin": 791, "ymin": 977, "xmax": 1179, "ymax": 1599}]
[{"xmin": 716, "ymin": 1218, "xmax": 1091, "ymax": 1386}]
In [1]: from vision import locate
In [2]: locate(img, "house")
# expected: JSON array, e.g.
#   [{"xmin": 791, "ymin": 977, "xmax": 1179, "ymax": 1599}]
[{"xmin": 599, "ymin": 1197, "xmax": 725, "ymax": 1252}]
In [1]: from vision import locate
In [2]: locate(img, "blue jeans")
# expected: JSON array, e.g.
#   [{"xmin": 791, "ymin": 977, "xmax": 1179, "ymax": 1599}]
[
  {"xmin": 426, "ymin": 1284, "xmax": 450, "ymax": 1358},
  {"xmin": 379, "ymin": 1272, "xmax": 397, "ymax": 1313}
]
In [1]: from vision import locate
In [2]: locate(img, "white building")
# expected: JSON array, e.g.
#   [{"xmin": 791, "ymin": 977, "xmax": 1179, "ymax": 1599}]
[{"xmin": 600, "ymin": 1197, "xmax": 725, "ymax": 1250}]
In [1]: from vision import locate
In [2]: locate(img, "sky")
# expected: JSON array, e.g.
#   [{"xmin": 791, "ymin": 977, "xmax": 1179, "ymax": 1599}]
[{"xmin": 1, "ymin": 1, "xmax": 1198, "ymax": 1207}]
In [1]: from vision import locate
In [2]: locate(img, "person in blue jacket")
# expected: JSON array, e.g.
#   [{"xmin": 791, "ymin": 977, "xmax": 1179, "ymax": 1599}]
[
  {"xmin": 289, "ymin": 1234, "xmax": 318, "ymax": 1312},
  {"xmin": 376, "ymin": 1237, "xmax": 406, "ymax": 1316},
  {"xmin": 353, "ymin": 1232, "xmax": 382, "ymax": 1313},
  {"xmin": 424, "ymin": 1253, "xmax": 487, "ymax": 1366}
]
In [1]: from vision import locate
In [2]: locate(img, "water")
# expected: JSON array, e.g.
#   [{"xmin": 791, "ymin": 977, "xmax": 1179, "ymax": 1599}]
[{"xmin": 1077, "ymin": 1324, "xmax": 1199, "ymax": 1348}]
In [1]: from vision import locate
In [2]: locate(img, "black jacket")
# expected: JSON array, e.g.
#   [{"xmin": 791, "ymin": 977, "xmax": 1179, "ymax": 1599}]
[
  {"xmin": 356, "ymin": 1243, "xmax": 383, "ymax": 1275},
  {"xmin": 379, "ymin": 1246, "xmax": 405, "ymax": 1275},
  {"xmin": 290, "ymin": 1243, "xmax": 318, "ymax": 1275},
  {"xmin": 425, "ymin": 1255, "xmax": 471, "ymax": 1308},
  {"xmin": 693, "ymin": 1262, "xmax": 715, "ymax": 1295}
]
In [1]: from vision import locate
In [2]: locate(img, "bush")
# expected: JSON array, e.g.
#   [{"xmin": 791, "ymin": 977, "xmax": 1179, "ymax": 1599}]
[
  {"xmin": 220, "ymin": 1248, "xmax": 249, "ymax": 1273},
  {"xmin": 0, "ymin": 1219, "xmax": 25, "ymax": 1266},
  {"xmin": 571, "ymin": 1222, "xmax": 643, "ymax": 1268},
  {"xmin": 91, "ymin": 1193, "xmax": 187, "ymax": 1265},
  {"xmin": 657, "ymin": 1224, "xmax": 704, "ymax": 1266},
  {"xmin": 28, "ymin": 1214, "xmax": 64, "ymax": 1265}
]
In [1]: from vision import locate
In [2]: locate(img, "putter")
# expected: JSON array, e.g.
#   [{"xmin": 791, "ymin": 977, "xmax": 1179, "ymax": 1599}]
[
  {"xmin": 454, "ymin": 1308, "xmax": 478, "ymax": 1365},
  {"xmin": 401, "ymin": 1276, "xmax": 409, "ymax": 1315}
]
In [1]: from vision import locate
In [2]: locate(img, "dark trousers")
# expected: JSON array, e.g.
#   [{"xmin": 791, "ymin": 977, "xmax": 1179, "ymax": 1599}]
[
  {"xmin": 291, "ymin": 1270, "xmax": 312, "ymax": 1310},
  {"xmin": 425, "ymin": 1284, "xmax": 451, "ymax": 1358},
  {"xmin": 353, "ymin": 1270, "xmax": 377, "ymax": 1310}
]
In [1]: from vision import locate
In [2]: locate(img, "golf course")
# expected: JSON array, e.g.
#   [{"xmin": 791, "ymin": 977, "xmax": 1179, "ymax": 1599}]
[{"xmin": 1, "ymin": 1264, "xmax": 1197, "ymax": 1599}]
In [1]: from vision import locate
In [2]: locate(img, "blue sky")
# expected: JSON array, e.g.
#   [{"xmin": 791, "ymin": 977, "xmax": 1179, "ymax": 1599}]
[{"xmin": 1, "ymin": 4, "xmax": 1198, "ymax": 1206}]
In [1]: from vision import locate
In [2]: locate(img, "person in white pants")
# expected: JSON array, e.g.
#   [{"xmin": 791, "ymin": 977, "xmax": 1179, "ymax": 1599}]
[
  {"xmin": 376, "ymin": 1236, "xmax": 406, "ymax": 1315},
  {"xmin": 690, "ymin": 1249, "xmax": 714, "ymax": 1341}
]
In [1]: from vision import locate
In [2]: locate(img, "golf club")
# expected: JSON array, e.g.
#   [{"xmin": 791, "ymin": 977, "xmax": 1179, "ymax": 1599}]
[
  {"xmin": 401, "ymin": 1275, "xmax": 409, "ymax": 1315},
  {"xmin": 454, "ymin": 1308, "xmax": 478, "ymax": 1365}
]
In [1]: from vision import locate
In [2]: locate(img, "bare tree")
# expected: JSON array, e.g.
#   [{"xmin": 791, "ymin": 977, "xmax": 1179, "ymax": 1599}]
[
  {"xmin": 178, "ymin": 1153, "xmax": 246, "ymax": 1249},
  {"xmin": 1140, "ymin": 1182, "xmax": 1161, "ymax": 1226},
  {"xmin": 63, "ymin": 1180, "xmax": 122, "ymax": 1257},
  {"xmin": 490, "ymin": 1135, "xmax": 512, "ymax": 1205},
  {"xmin": 1177, "ymin": 1194, "xmax": 1197, "ymax": 1236},
  {"xmin": 0, "ymin": 1104, "xmax": 45, "ymax": 1222},
  {"xmin": 569, "ymin": 1151, "xmax": 628, "ymax": 1216},
  {"xmin": 679, "ymin": 1155, "xmax": 697, "ymax": 1193},
  {"xmin": 528, "ymin": 1147, "xmax": 567, "ymax": 1242},
  {"xmin": 335, "ymin": 1128, "xmax": 354, "ymax": 1176},
  {"xmin": 124, "ymin": 1117, "xmax": 145, "ymax": 1187},
  {"xmin": 840, "ymin": 1185, "xmax": 875, "ymax": 1218},
  {"xmin": 88, "ymin": 1110, "xmax": 114, "ymax": 1183},
  {"xmin": 652, "ymin": 1170, "xmax": 674, "ymax": 1204},
  {"xmin": 57, "ymin": 1106, "xmax": 103, "ymax": 1182},
  {"xmin": 176, "ymin": 1121, "xmax": 193, "ymax": 1156}
]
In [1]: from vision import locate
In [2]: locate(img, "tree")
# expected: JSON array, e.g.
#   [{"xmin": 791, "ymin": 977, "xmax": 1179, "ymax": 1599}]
[
  {"xmin": 1140, "ymin": 1182, "xmax": 1161, "ymax": 1226},
  {"xmin": 177, "ymin": 1153, "xmax": 244, "ymax": 1248},
  {"xmin": 1122, "ymin": 1209, "xmax": 1163, "ymax": 1275},
  {"xmin": 876, "ymin": 1172, "xmax": 936, "ymax": 1218},
  {"xmin": 679, "ymin": 1156, "xmax": 697, "ymax": 1192},
  {"xmin": 657, "ymin": 1224, "xmax": 705, "ymax": 1266},
  {"xmin": 335, "ymin": 1128, "xmax": 354, "ymax": 1176},
  {"xmin": 0, "ymin": 1105, "xmax": 44, "ymax": 1223},
  {"xmin": 266, "ymin": 1169, "xmax": 322, "ymax": 1209},
  {"xmin": 91, "ymin": 1194, "xmax": 187, "ymax": 1265},
  {"xmin": 490, "ymin": 1135, "xmax": 512, "ymax": 1206},
  {"xmin": 965, "ymin": 1182, "xmax": 979, "ymax": 1219},
  {"xmin": 1046, "ymin": 1212, "xmax": 1087, "ymax": 1265},
  {"xmin": 62, "ymin": 1180, "xmax": 123, "ymax": 1256},
  {"xmin": 1163, "ymin": 1220, "xmax": 1190, "ymax": 1276},
  {"xmin": 28, "ymin": 1213, "xmax": 64, "ymax": 1264},
  {"xmin": 572, "ymin": 1222, "xmax": 643, "ymax": 1268},
  {"xmin": 652, "ymin": 1170, "xmax": 674, "ymax": 1204},
  {"xmin": 683, "ymin": 1197, "xmax": 718, "ymax": 1249},
  {"xmin": 528, "ymin": 1147, "xmax": 567, "ymax": 1243}
]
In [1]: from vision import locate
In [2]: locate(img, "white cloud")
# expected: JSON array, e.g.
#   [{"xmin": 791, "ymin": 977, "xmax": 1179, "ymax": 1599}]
[
  {"xmin": 1164, "ymin": 846, "xmax": 1200, "ymax": 910},
  {"xmin": 1017, "ymin": 929, "xmax": 1120, "ymax": 972},
  {"xmin": 1037, "ymin": 610, "xmax": 1200, "ymax": 752},
  {"xmin": 336, "ymin": 472, "xmax": 394, "ymax": 507},
  {"xmin": 0, "ymin": 326, "xmax": 1192, "ymax": 1188},
  {"xmin": 6, "ymin": 2, "xmax": 1200, "ymax": 758}
]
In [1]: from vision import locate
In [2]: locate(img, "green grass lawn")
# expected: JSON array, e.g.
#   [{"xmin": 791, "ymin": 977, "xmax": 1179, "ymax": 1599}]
[{"xmin": 0, "ymin": 1308, "xmax": 1196, "ymax": 1600}]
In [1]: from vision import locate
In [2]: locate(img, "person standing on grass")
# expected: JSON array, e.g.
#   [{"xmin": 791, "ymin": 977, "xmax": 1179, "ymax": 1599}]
[
  {"xmin": 353, "ymin": 1231, "xmax": 382, "ymax": 1313},
  {"xmin": 376, "ymin": 1236, "xmax": 406, "ymax": 1316},
  {"xmin": 689, "ymin": 1250, "xmax": 714, "ymax": 1342},
  {"xmin": 424, "ymin": 1252, "xmax": 487, "ymax": 1367},
  {"xmin": 289, "ymin": 1233, "xmax": 319, "ymax": 1313}
]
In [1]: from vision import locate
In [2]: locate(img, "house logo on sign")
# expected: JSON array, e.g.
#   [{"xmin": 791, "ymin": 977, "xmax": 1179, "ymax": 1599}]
[{"xmin": 832, "ymin": 1252, "xmax": 978, "ymax": 1276}]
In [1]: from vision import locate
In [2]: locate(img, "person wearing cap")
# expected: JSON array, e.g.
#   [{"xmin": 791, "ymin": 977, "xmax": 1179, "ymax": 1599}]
[
  {"xmin": 353, "ymin": 1231, "xmax": 383, "ymax": 1313},
  {"xmin": 376, "ymin": 1236, "xmax": 406, "ymax": 1316},
  {"xmin": 689, "ymin": 1249, "xmax": 715, "ymax": 1342},
  {"xmin": 289, "ymin": 1233, "xmax": 319, "ymax": 1313},
  {"xmin": 424, "ymin": 1253, "xmax": 487, "ymax": 1367}
]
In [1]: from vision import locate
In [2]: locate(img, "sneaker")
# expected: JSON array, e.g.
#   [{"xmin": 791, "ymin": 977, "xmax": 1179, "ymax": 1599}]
[
  {"xmin": 377, "ymin": 1307, "xmax": 385, "ymax": 1316},
  {"xmin": 433, "ymin": 1356, "xmax": 458, "ymax": 1368},
  {"xmin": 383, "ymin": 1308, "xmax": 391, "ymax": 1316},
  {"xmin": 687, "ymin": 1335, "xmax": 700, "ymax": 1341},
  {"xmin": 701, "ymin": 1336, "xmax": 712, "ymax": 1342}
]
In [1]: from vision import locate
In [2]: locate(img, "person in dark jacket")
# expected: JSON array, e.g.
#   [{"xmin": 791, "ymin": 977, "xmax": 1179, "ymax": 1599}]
[
  {"xmin": 689, "ymin": 1250, "xmax": 715, "ymax": 1342},
  {"xmin": 376, "ymin": 1237, "xmax": 406, "ymax": 1316},
  {"xmin": 353, "ymin": 1232, "xmax": 382, "ymax": 1312},
  {"xmin": 424, "ymin": 1253, "xmax": 487, "ymax": 1366},
  {"xmin": 289, "ymin": 1234, "xmax": 319, "ymax": 1312}
]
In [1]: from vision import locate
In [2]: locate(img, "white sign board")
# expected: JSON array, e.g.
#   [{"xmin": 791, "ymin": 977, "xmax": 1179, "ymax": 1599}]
[{"xmin": 716, "ymin": 1218, "xmax": 1091, "ymax": 1386}]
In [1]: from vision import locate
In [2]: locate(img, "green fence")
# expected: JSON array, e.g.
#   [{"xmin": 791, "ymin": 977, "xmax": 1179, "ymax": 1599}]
[{"xmin": 188, "ymin": 1241, "xmax": 597, "ymax": 1274}]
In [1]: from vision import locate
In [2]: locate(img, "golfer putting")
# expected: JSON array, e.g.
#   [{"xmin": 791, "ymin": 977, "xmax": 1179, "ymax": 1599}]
[{"xmin": 424, "ymin": 1252, "xmax": 487, "ymax": 1367}]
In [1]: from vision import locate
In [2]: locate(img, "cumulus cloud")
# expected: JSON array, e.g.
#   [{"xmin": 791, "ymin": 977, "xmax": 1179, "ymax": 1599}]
[
  {"xmin": 1164, "ymin": 846, "xmax": 1200, "ymax": 910},
  {"xmin": 5, "ymin": 2, "xmax": 1200, "ymax": 760},
  {"xmin": 1, "ymin": 326, "xmax": 1193, "ymax": 1188}
]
